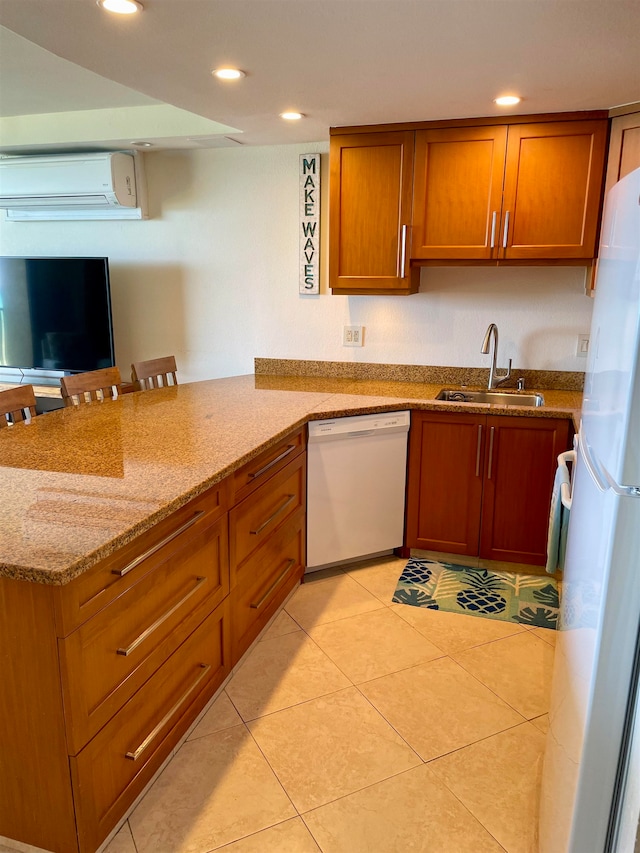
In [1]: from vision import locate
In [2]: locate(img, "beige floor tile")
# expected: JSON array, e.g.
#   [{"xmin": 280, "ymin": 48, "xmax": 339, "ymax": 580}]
[
  {"xmin": 430, "ymin": 721, "xmax": 546, "ymax": 853},
  {"xmin": 303, "ymin": 763, "xmax": 504, "ymax": 853},
  {"xmin": 529, "ymin": 627, "xmax": 557, "ymax": 647},
  {"xmin": 225, "ymin": 631, "xmax": 350, "ymax": 721},
  {"xmin": 129, "ymin": 726, "xmax": 296, "ymax": 853},
  {"xmin": 0, "ymin": 840, "xmax": 53, "ymax": 853},
  {"xmin": 530, "ymin": 713, "xmax": 550, "ymax": 734},
  {"xmin": 453, "ymin": 631, "xmax": 555, "ymax": 719},
  {"xmin": 308, "ymin": 607, "xmax": 444, "ymax": 683},
  {"xmin": 188, "ymin": 691, "xmax": 242, "ymax": 740},
  {"xmin": 359, "ymin": 656, "xmax": 524, "ymax": 761},
  {"xmin": 285, "ymin": 573, "xmax": 384, "ymax": 630},
  {"xmin": 342, "ymin": 555, "xmax": 407, "ymax": 604},
  {"xmin": 391, "ymin": 602, "xmax": 528, "ymax": 654},
  {"xmin": 217, "ymin": 818, "xmax": 320, "ymax": 852},
  {"xmin": 261, "ymin": 609, "xmax": 301, "ymax": 641},
  {"xmin": 101, "ymin": 822, "xmax": 136, "ymax": 853},
  {"xmin": 247, "ymin": 687, "xmax": 421, "ymax": 813}
]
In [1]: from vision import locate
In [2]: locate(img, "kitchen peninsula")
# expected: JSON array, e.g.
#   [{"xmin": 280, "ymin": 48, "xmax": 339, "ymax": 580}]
[{"xmin": 0, "ymin": 367, "xmax": 581, "ymax": 853}]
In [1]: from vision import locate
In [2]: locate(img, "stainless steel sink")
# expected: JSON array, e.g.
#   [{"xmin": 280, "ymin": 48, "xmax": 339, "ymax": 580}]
[{"xmin": 436, "ymin": 389, "xmax": 545, "ymax": 407}]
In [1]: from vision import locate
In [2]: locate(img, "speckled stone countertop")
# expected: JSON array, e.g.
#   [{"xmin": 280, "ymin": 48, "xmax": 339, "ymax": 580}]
[{"xmin": 0, "ymin": 373, "xmax": 582, "ymax": 586}]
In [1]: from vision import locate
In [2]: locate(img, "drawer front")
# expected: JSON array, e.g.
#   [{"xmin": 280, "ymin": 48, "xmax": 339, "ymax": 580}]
[
  {"xmin": 231, "ymin": 511, "xmax": 304, "ymax": 664},
  {"xmin": 231, "ymin": 427, "xmax": 306, "ymax": 504},
  {"xmin": 61, "ymin": 514, "xmax": 229, "ymax": 754},
  {"xmin": 230, "ymin": 453, "xmax": 306, "ymax": 577},
  {"xmin": 71, "ymin": 598, "xmax": 230, "ymax": 853},
  {"xmin": 55, "ymin": 479, "xmax": 229, "ymax": 637}
]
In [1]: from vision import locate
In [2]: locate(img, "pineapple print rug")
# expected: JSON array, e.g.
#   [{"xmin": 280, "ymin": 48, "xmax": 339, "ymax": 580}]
[{"xmin": 392, "ymin": 558, "xmax": 559, "ymax": 629}]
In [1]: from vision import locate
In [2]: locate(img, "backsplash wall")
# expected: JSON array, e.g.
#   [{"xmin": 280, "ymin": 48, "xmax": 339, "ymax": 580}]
[{"xmin": 0, "ymin": 142, "xmax": 594, "ymax": 382}]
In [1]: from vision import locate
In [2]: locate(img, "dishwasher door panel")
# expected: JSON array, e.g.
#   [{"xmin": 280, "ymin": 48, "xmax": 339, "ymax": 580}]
[{"xmin": 306, "ymin": 420, "xmax": 409, "ymax": 570}]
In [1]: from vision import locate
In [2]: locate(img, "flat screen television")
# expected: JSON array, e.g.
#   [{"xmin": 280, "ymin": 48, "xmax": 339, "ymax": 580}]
[{"xmin": 0, "ymin": 257, "xmax": 115, "ymax": 374}]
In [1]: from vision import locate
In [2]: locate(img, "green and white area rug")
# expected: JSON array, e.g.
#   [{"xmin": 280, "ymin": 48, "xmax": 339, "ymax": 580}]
[{"xmin": 393, "ymin": 558, "xmax": 560, "ymax": 630}]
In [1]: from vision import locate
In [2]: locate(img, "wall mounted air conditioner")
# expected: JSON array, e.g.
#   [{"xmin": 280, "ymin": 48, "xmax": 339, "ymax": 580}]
[{"xmin": 0, "ymin": 152, "xmax": 148, "ymax": 220}]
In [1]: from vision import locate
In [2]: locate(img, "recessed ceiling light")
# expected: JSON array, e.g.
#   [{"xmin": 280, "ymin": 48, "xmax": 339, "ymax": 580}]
[
  {"xmin": 280, "ymin": 112, "xmax": 304, "ymax": 121},
  {"xmin": 212, "ymin": 68, "xmax": 246, "ymax": 80},
  {"xmin": 130, "ymin": 141, "xmax": 153, "ymax": 147},
  {"xmin": 494, "ymin": 95, "xmax": 521, "ymax": 106},
  {"xmin": 97, "ymin": 0, "xmax": 143, "ymax": 14}
]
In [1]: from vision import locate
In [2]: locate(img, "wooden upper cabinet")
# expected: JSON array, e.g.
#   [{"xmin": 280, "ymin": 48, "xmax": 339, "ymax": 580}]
[
  {"xmin": 329, "ymin": 131, "xmax": 420, "ymax": 295},
  {"xmin": 411, "ymin": 117, "xmax": 608, "ymax": 262},
  {"xmin": 604, "ymin": 110, "xmax": 640, "ymax": 197},
  {"xmin": 501, "ymin": 121, "xmax": 608, "ymax": 259},
  {"xmin": 411, "ymin": 126, "xmax": 508, "ymax": 260}
]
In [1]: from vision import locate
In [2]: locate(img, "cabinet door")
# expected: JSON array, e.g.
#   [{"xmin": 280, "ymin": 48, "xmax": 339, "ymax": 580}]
[
  {"xmin": 604, "ymin": 111, "xmax": 640, "ymax": 197},
  {"xmin": 501, "ymin": 121, "xmax": 608, "ymax": 259},
  {"xmin": 329, "ymin": 131, "xmax": 420, "ymax": 295},
  {"xmin": 405, "ymin": 411, "xmax": 484, "ymax": 555},
  {"xmin": 412, "ymin": 126, "xmax": 507, "ymax": 260},
  {"xmin": 479, "ymin": 416, "xmax": 570, "ymax": 565}
]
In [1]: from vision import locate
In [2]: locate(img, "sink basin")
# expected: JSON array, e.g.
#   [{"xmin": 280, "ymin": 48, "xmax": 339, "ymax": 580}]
[{"xmin": 436, "ymin": 389, "xmax": 545, "ymax": 407}]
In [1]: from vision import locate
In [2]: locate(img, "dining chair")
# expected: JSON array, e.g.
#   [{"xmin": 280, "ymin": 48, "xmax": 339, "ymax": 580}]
[
  {"xmin": 131, "ymin": 355, "xmax": 178, "ymax": 391},
  {"xmin": 60, "ymin": 366, "xmax": 122, "ymax": 406},
  {"xmin": 0, "ymin": 384, "xmax": 37, "ymax": 427}
]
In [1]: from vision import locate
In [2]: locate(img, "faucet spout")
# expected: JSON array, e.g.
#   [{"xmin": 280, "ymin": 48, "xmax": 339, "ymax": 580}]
[{"xmin": 481, "ymin": 323, "xmax": 512, "ymax": 390}]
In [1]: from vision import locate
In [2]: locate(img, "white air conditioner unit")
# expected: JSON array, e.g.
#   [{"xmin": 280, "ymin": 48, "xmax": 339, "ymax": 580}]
[{"xmin": 0, "ymin": 152, "xmax": 148, "ymax": 220}]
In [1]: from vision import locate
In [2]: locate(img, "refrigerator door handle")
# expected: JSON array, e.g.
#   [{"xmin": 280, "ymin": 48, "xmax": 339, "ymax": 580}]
[{"xmin": 581, "ymin": 434, "xmax": 640, "ymax": 498}]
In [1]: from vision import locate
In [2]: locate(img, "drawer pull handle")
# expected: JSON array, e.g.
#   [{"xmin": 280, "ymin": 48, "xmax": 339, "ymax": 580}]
[
  {"xmin": 112, "ymin": 511, "xmax": 206, "ymax": 578},
  {"xmin": 125, "ymin": 663, "xmax": 211, "ymax": 761},
  {"xmin": 117, "ymin": 576, "xmax": 208, "ymax": 657},
  {"xmin": 250, "ymin": 559, "xmax": 296, "ymax": 610},
  {"xmin": 250, "ymin": 494, "xmax": 296, "ymax": 535},
  {"xmin": 248, "ymin": 445, "xmax": 296, "ymax": 480}
]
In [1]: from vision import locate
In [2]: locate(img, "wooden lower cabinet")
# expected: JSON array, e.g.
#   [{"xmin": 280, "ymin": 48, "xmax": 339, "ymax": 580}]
[
  {"xmin": 1, "ymin": 436, "xmax": 308, "ymax": 853},
  {"xmin": 71, "ymin": 599, "xmax": 230, "ymax": 853},
  {"xmin": 406, "ymin": 411, "xmax": 570, "ymax": 566}
]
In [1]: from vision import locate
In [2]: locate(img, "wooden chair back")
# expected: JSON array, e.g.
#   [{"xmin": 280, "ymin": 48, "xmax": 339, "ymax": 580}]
[
  {"xmin": 60, "ymin": 367, "xmax": 122, "ymax": 407},
  {"xmin": 0, "ymin": 385, "xmax": 37, "ymax": 427},
  {"xmin": 131, "ymin": 356, "xmax": 178, "ymax": 391}
]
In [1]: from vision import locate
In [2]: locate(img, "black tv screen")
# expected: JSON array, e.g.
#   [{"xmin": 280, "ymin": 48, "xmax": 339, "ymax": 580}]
[{"xmin": 0, "ymin": 257, "xmax": 115, "ymax": 373}]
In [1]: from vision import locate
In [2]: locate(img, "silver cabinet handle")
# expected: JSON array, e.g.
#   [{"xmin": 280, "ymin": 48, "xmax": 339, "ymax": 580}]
[
  {"xmin": 125, "ymin": 663, "xmax": 211, "ymax": 761},
  {"xmin": 116, "ymin": 576, "xmax": 208, "ymax": 657},
  {"xmin": 475, "ymin": 425, "xmax": 483, "ymax": 477},
  {"xmin": 112, "ymin": 511, "xmax": 205, "ymax": 577},
  {"xmin": 250, "ymin": 559, "xmax": 296, "ymax": 610},
  {"xmin": 490, "ymin": 211, "xmax": 497, "ymax": 248},
  {"xmin": 248, "ymin": 445, "xmax": 296, "ymax": 480},
  {"xmin": 502, "ymin": 210, "xmax": 510, "ymax": 249},
  {"xmin": 399, "ymin": 224, "xmax": 407, "ymax": 278},
  {"xmin": 250, "ymin": 494, "xmax": 296, "ymax": 535},
  {"xmin": 488, "ymin": 426, "xmax": 495, "ymax": 479}
]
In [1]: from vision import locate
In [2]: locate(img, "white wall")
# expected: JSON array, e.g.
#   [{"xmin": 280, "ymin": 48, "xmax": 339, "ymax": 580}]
[{"xmin": 0, "ymin": 142, "xmax": 594, "ymax": 382}]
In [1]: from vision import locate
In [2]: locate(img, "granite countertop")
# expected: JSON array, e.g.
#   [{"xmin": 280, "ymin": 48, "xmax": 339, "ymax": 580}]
[{"xmin": 0, "ymin": 373, "xmax": 582, "ymax": 586}]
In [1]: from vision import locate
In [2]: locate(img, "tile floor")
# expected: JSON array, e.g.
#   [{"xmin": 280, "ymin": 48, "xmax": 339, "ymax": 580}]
[{"xmin": 101, "ymin": 555, "xmax": 555, "ymax": 853}]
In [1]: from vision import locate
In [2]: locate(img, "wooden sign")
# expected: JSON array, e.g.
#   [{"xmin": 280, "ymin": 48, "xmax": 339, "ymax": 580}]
[{"xmin": 299, "ymin": 154, "xmax": 320, "ymax": 294}]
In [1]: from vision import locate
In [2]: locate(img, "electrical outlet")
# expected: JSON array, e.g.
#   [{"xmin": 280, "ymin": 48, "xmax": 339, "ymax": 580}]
[
  {"xmin": 576, "ymin": 334, "xmax": 590, "ymax": 358},
  {"xmin": 343, "ymin": 325, "xmax": 364, "ymax": 347}
]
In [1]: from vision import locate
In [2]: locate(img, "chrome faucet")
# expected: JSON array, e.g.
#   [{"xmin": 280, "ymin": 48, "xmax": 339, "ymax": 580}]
[{"xmin": 481, "ymin": 323, "xmax": 512, "ymax": 390}]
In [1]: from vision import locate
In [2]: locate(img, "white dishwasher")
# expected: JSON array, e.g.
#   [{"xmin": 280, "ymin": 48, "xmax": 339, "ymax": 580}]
[{"xmin": 306, "ymin": 410, "xmax": 411, "ymax": 572}]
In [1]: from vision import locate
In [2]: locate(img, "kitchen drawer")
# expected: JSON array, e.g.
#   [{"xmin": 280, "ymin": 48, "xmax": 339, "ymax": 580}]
[
  {"xmin": 71, "ymin": 598, "xmax": 230, "ymax": 853},
  {"xmin": 54, "ymin": 479, "xmax": 229, "ymax": 637},
  {"xmin": 230, "ymin": 510, "xmax": 304, "ymax": 664},
  {"xmin": 60, "ymin": 513, "xmax": 229, "ymax": 755},
  {"xmin": 229, "ymin": 453, "xmax": 306, "ymax": 579},
  {"xmin": 231, "ymin": 427, "xmax": 306, "ymax": 504}
]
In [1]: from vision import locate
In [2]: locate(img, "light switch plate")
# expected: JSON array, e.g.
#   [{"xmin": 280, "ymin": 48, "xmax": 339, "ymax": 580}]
[{"xmin": 343, "ymin": 325, "xmax": 364, "ymax": 346}]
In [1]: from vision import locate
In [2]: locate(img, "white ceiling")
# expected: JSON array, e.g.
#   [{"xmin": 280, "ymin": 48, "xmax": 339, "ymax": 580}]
[{"xmin": 0, "ymin": 0, "xmax": 639, "ymax": 152}]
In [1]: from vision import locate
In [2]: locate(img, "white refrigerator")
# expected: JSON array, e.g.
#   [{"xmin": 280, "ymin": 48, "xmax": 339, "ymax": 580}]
[{"xmin": 539, "ymin": 166, "xmax": 640, "ymax": 853}]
